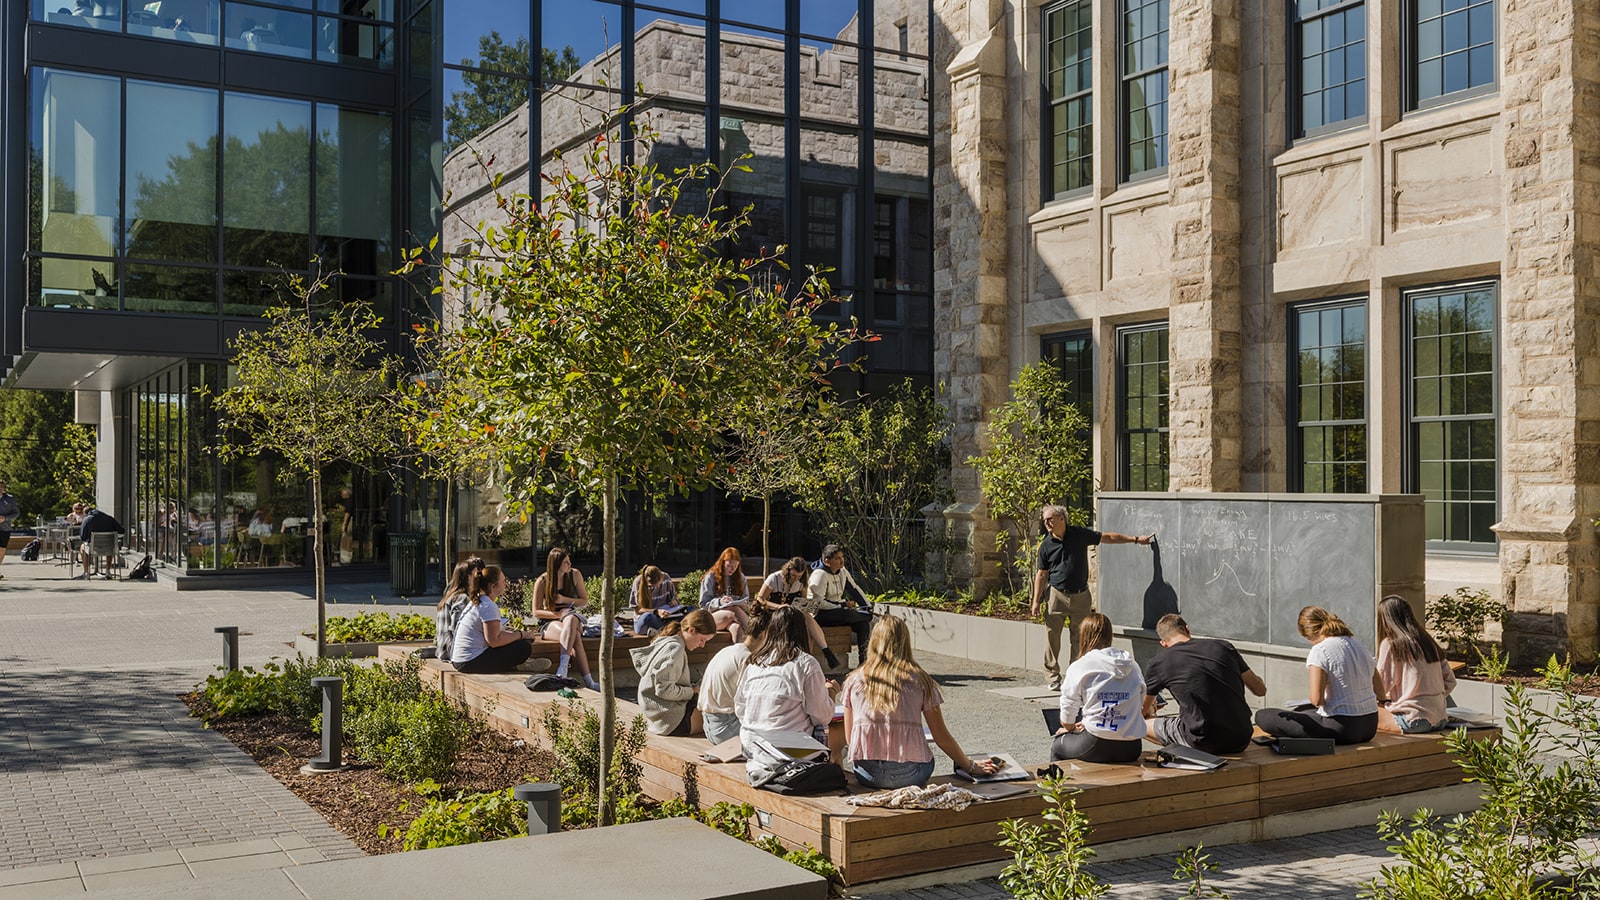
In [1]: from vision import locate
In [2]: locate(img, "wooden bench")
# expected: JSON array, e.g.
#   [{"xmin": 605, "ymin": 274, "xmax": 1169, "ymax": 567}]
[
  {"xmin": 525, "ymin": 625, "xmax": 856, "ymax": 678},
  {"xmin": 377, "ymin": 645, "xmax": 1494, "ymax": 886}
]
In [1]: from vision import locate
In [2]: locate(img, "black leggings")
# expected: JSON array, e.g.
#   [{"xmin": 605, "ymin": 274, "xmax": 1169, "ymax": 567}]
[
  {"xmin": 815, "ymin": 606, "xmax": 873, "ymax": 655},
  {"xmin": 1051, "ymin": 731, "xmax": 1144, "ymax": 764},
  {"xmin": 453, "ymin": 640, "xmax": 533, "ymax": 674},
  {"xmin": 1254, "ymin": 707, "xmax": 1378, "ymax": 744}
]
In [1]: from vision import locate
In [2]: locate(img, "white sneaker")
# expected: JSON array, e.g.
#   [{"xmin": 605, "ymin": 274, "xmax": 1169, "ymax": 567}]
[{"xmin": 516, "ymin": 658, "xmax": 553, "ymax": 674}]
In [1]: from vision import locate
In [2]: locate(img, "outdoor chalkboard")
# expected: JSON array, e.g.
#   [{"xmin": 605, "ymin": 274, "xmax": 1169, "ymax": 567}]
[{"xmin": 1097, "ymin": 494, "xmax": 1379, "ymax": 647}]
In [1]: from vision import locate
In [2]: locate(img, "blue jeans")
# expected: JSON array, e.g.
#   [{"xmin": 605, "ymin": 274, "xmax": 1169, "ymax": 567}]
[
  {"xmin": 1393, "ymin": 712, "xmax": 1446, "ymax": 734},
  {"xmin": 853, "ymin": 758, "xmax": 935, "ymax": 789},
  {"xmin": 703, "ymin": 711, "xmax": 740, "ymax": 746}
]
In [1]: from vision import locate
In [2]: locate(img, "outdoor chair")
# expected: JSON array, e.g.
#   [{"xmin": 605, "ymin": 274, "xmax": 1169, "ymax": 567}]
[{"xmin": 88, "ymin": 531, "xmax": 122, "ymax": 579}]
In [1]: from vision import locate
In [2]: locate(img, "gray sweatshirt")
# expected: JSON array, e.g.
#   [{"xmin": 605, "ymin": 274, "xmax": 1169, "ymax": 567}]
[{"xmin": 630, "ymin": 635, "xmax": 695, "ymax": 735}]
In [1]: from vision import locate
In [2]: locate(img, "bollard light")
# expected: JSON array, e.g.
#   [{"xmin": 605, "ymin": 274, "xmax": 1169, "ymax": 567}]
[
  {"xmin": 513, "ymin": 783, "xmax": 561, "ymax": 835},
  {"xmin": 301, "ymin": 677, "xmax": 349, "ymax": 773},
  {"xmin": 214, "ymin": 626, "xmax": 239, "ymax": 671}
]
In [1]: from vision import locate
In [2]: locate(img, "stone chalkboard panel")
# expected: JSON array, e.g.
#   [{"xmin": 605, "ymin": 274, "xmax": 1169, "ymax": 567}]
[{"xmin": 1097, "ymin": 494, "xmax": 1383, "ymax": 648}]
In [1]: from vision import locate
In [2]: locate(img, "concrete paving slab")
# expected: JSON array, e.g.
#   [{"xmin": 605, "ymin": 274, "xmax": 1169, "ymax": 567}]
[
  {"xmin": 0, "ymin": 878, "xmax": 84, "ymax": 898},
  {"xmin": 0, "ymin": 862, "xmax": 78, "ymax": 888},
  {"xmin": 81, "ymin": 864, "xmax": 190, "ymax": 891},
  {"xmin": 177, "ymin": 840, "xmax": 285, "ymax": 863},
  {"xmin": 186, "ymin": 853, "xmax": 296, "ymax": 879},
  {"xmin": 86, "ymin": 870, "xmax": 307, "ymax": 900},
  {"xmin": 269, "ymin": 836, "xmax": 310, "ymax": 853},
  {"xmin": 76, "ymin": 851, "xmax": 183, "ymax": 876},
  {"xmin": 986, "ymin": 685, "xmax": 1057, "ymax": 700},
  {"xmin": 283, "ymin": 850, "xmax": 324, "ymax": 866}
]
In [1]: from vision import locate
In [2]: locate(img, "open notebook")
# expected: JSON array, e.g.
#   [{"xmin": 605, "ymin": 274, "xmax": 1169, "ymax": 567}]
[{"xmin": 953, "ymin": 751, "xmax": 1029, "ymax": 782}]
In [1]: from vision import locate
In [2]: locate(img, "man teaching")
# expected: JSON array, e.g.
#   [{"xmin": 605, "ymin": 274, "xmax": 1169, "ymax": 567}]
[{"xmin": 1030, "ymin": 504, "xmax": 1154, "ymax": 690}]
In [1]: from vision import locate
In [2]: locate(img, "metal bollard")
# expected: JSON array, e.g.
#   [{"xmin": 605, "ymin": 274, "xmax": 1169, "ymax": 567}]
[
  {"xmin": 303, "ymin": 677, "xmax": 348, "ymax": 773},
  {"xmin": 513, "ymin": 783, "xmax": 561, "ymax": 835},
  {"xmin": 214, "ymin": 626, "xmax": 239, "ymax": 671}
]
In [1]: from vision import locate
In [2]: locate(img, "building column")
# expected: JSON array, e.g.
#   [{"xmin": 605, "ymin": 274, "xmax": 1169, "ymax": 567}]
[
  {"xmin": 931, "ymin": 1, "xmax": 1009, "ymax": 595},
  {"xmin": 1165, "ymin": 0, "xmax": 1245, "ymax": 491},
  {"xmin": 1494, "ymin": 0, "xmax": 1600, "ymax": 664}
]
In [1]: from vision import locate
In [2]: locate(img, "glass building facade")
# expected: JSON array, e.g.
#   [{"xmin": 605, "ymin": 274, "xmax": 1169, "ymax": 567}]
[{"xmin": 2, "ymin": 0, "xmax": 934, "ymax": 577}]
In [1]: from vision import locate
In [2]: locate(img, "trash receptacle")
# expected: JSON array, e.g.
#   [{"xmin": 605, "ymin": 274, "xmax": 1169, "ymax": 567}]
[{"xmin": 388, "ymin": 532, "xmax": 428, "ymax": 596}]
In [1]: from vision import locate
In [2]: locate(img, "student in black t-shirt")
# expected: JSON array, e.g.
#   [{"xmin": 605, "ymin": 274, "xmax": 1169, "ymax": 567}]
[{"xmin": 1141, "ymin": 613, "xmax": 1267, "ymax": 754}]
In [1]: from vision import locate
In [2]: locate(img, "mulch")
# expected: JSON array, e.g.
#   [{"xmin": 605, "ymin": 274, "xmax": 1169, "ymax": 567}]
[{"xmin": 181, "ymin": 693, "xmax": 557, "ymax": 855}]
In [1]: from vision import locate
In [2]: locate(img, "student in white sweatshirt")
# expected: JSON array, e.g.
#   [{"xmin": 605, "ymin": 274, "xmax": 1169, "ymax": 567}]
[
  {"xmin": 1052, "ymin": 613, "xmax": 1147, "ymax": 764},
  {"xmin": 630, "ymin": 610, "xmax": 719, "ymax": 736}
]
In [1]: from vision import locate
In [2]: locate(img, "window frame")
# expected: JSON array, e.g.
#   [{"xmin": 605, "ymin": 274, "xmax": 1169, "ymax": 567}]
[
  {"xmin": 1402, "ymin": 280, "xmax": 1499, "ymax": 552},
  {"xmin": 1117, "ymin": 0, "xmax": 1169, "ymax": 184},
  {"xmin": 1288, "ymin": 296, "xmax": 1369, "ymax": 493},
  {"xmin": 1404, "ymin": 0, "xmax": 1498, "ymax": 112},
  {"xmin": 1116, "ymin": 322, "xmax": 1170, "ymax": 491},
  {"xmin": 1042, "ymin": 0, "xmax": 1094, "ymax": 202},
  {"xmin": 1290, "ymin": 0, "xmax": 1368, "ymax": 139},
  {"xmin": 1042, "ymin": 330, "xmax": 1096, "ymax": 509}
]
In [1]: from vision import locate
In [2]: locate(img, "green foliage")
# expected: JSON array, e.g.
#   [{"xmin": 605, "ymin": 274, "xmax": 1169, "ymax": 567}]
[
  {"xmin": 445, "ymin": 32, "xmax": 579, "ymax": 148},
  {"xmin": 968, "ymin": 362, "xmax": 1093, "ymax": 594},
  {"xmin": 717, "ymin": 392, "xmax": 827, "ymax": 577},
  {"xmin": 275, "ymin": 654, "xmax": 365, "ymax": 730},
  {"xmin": 372, "ymin": 691, "xmax": 475, "ymax": 784},
  {"xmin": 791, "ymin": 382, "xmax": 952, "ymax": 592},
  {"xmin": 1174, "ymin": 844, "xmax": 1229, "ymax": 898},
  {"xmin": 1427, "ymin": 587, "xmax": 1508, "ymax": 660},
  {"xmin": 677, "ymin": 570, "xmax": 705, "ymax": 608},
  {"xmin": 213, "ymin": 267, "xmax": 402, "ymax": 657},
  {"xmin": 198, "ymin": 664, "xmax": 282, "ymax": 720},
  {"xmin": 540, "ymin": 699, "xmax": 650, "ymax": 827},
  {"xmin": 398, "ymin": 780, "xmax": 527, "ymax": 851},
  {"xmin": 1365, "ymin": 653, "xmax": 1600, "ymax": 899},
  {"xmin": 998, "ymin": 775, "xmax": 1108, "ymax": 900},
  {"xmin": 877, "ymin": 586, "xmax": 956, "ymax": 611},
  {"xmin": 0, "ymin": 389, "xmax": 88, "ymax": 518},
  {"xmin": 325, "ymin": 612, "xmax": 435, "ymax": 644},
  {"xmin": 754, "ymin": 835, "xmax": 839, "ymax": 881}
]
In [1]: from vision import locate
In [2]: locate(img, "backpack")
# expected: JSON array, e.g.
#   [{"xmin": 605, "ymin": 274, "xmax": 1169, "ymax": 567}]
[
  {"xmin": 18, "ymin": 539, "xmax": 40, "ymax": 561},
  {"xmin": 126, "ymin": 554, "xmax": 155, "ymax": 581},
  {"xmin": 434, "ymin": 596, "xmax": 469, "ymax": 663}
]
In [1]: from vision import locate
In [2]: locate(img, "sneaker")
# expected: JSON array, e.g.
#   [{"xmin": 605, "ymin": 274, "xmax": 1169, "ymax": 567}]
[
  {"xmin": 1047, "ymin": 677, "xmax": 1062, "ymax": 692},
  {"xmin": 516, "ymin": 658, "xmax": 553, "ymax": 674},
  {"xmin": 822, "ymin": 648, "xmax": 840, "ymax": 670},
  {"xmin": 582, "ymin": 674, "xmax": 602, "ymax": 692}
]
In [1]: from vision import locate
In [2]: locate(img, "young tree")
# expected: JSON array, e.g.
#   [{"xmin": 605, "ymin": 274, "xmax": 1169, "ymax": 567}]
[
  {"xmin": 0, "ymin": 388, "xmax": 82, "ymax": 518},
  {"xmin": 403, "ymin": 120, "xmax": 861, "ymax": 824},
  {"xmin": 213, "ymin": 267, "xmax": 401, "ymax": 657},
  {"xmin": 791, "ymin": 382, "xmax": 951, "ymax": 592},
  {"xmin": 967, "ymin": 362, "xmax": 1093, "ymax": 596},
  {"xmin": 716, "ymin": 389, "xmax": 824, "ymax": 577}
]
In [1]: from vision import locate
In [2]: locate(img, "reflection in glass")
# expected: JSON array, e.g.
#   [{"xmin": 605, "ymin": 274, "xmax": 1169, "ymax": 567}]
[
  {"xmin": 799, "ymin": 41, "xmax": 859, "ymax": 125},
  {"xmin": 222, "ymin": 267, "xmax": 281, "ymax": 316},
  {"xmin": 37, "ymin": 258, "xmax": 119, "ymax": 308},
  {"xmin": 444, "ymin": 67, "xmax": 530, "ymax": 150},
  {"xmin": 544, "ymin": 0, "xmax": 620, "ymax": 85},
  {"xmin": 799, "ymin": 127, "xmax": 859, "ymax": 289},
  {"xmin": 443, "ymin": 0, "xmax": 528, "ymax": 71},
  {"xmin": 319, "ymin": 0, "xmax": 394, "ymax": 20},
  {"xmin": 316, "ymin": 17, "xmax": 394, "ymax": 66},
  {"xmin": 223, "ymin": 93, "xmax": 312, "ymax": 267},
  {"xmin": 33, "ymin": 0, "xmax": 123, "ymax": 30},
  {"xmin": 124, "ymin": 263, "xmax": 218, "ymax": 313},
  {"xmin": 128, "ymin": 0, "xmax": 223, "ymax": 44},
  {"xmin": 225, "ymin": 2, "xmax": 313, "ymax": 57},
  {"xmin": 126, "ymin": 81, "xmax": 219, "ymax": 264},
  {"xmin": 722, "ymin": 0, "xmax": 783, "ymax": 31},
  {"xmin": 642, "ymin": 106, "xmax": 711, "ymax": 216},
  {"xmin": 31, "ymin": 69, "xmax": 120, "ymax": 259},
  {"xmin": 317, "ymin": 105, "xmax": 393, "ymax": 275},
  {"xmin": 409, "ymin": 106, "xmax": 441, "ymax": 250},
  {"xmin": 334, "ymin": 277, "xmax": 394, "ymax": 320},
  {"xmin": 635, "ymin": 9, "xmax": 707, "ymax": 104},
  {"xmin": 721, "ymin": 26, "xmax": 784, "ymax": 117},
  {"xmin": 801, "ymin": 1, "xmax": 855, "ymax": 44},
  {"xmin": 874, "ymin": 50, "xmax": 929, "ymax": 132},
  {"xmin": 720, "ymin": 115, "xmax": 785, "ymax": 263}
]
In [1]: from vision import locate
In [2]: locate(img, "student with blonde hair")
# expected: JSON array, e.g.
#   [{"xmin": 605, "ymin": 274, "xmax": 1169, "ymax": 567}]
[
  {"xmin": 631, "ymin": 609, "xmax": 719, "ymax": 736},
  {"xmin": 843, "ymin": 616, "xmax": 996, "ymax": 788},
  {"xmin": 1254, "ymin": 605, "xmax": 1379, "ymax": 744}
]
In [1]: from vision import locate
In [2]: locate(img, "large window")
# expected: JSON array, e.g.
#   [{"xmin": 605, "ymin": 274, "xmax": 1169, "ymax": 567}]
[
  {"xmin": 1408, "ymin": 0, "xmax": 1495, "ymax": 108},
  {"xmin": 1044, "ymin": 331, "xmax": 1095, "ymax": 508},
  {"xmin": 1119, "ymin": 0, "xmax": 1168, "ymax": 180},
  {"xmin": 1407, "ymin": 283, "xmax": 1497, "ymax": 546},
  {"xmin": 1118, "ymin": 324, "xmax": 1168, "ymax": 490},
  {"xmin": 1045, "ymin": 0, "xmax": 1093, "ymax": 198},
  {"xmin": 1293, "ymin": 300, "xmax": 1367, "ymax": 491},
  {"xmin": 1294, "ymin": 0, "xmax": 1366, "ymax": 136}
]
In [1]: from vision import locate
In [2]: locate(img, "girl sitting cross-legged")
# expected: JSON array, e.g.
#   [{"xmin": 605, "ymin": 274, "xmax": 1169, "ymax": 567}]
[{"xmin": 1254, "ymin": 605, "xmax": 1379, "ymax": 745}]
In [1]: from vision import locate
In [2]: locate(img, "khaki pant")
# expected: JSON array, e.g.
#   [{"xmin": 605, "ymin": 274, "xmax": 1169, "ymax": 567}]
[{"xmin": 1043, "ymin": 586, "xmax": 1093, "ymax": 683}]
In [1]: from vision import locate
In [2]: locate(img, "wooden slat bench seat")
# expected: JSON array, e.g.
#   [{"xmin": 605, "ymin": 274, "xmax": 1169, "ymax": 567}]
[
  {"xmin": 377, "ymin": 644, "xmax": 1493, "ymax": 886},
  {"xmin": 523, "ymin": 625, "xmax": 856, "ymax": 677}
]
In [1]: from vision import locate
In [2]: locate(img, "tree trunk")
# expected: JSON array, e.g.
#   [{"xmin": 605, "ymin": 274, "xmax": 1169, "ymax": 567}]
[
  {"xmin": 761, "ymin": 494, "xmax": 772, "ymax": 578},
  {"xmin": 311, "ymin": 473, "xmax": 326, "ymax": 658},
  {"xmin": 597, "ymin": 474, "xmax": 618, "ymax": 826}
]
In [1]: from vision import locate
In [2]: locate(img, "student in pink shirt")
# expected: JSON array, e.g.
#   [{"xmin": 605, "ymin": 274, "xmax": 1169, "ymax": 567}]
[
  {"xmin": 1374, "ymin": 595, "xmax": 1457, "ymax": 734},
  {"xmin": 842, "ymin": 616, "xmax": 996, "ymax": 788}
]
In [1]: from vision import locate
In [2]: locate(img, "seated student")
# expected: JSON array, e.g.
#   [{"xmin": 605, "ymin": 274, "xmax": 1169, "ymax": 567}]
[
  {"xmin": 433, "ymin": 557, "xmax": 482, "ymax": 660},
  {"xmin": 1374, "ymin": 595, "xmax": 1457, "ymax": 734},
  {"xmin": 1142, "ymin": 613, "xmax": 1267, "ymax": 755},
  {"xmin": 631, "ymin": 610, "xmax": 719, "ymax": 736},
  {"xmin": 65, "ymin": 502, "xmax": 86, "ymax": 526},
  {"xmin": 699, "ymin": 547, "xmax": 752, "ymax": 641},
  {"xmin": 76, "ymin": 505, "xmax": 127, "ymax": 580},
  {"xmin": 735, "ymin": 606, "xmax": 836, "ymax": 747},
  {"xmin": 843, "ymin": 615, "xmax": 996, "ymax": 788},
  {"xmin": 1254, "ymin": 605, "xmax": 1379, "ymax": 745},
  {"xmin": 1052, "ymin": 613, "xmax": 1147, "ymax": 763},
  {"xmin": 532, "ymin": 546, "xmax": 601, "ymax": 691},
  {"xmin": 450, "ymin": 564, "xmax": 537, "ymax": 674},
  {"xmin": 759, "ymin": 556, "xmax": 840, "ymax": 670},
  {"xmin": 630, "ymin": 564, "xmax": 681, "ymax": 636},
  {"xmin": 806, "ymin": 545, "xmax": 874, "ymax": 668},
  {"xmin": 699, "ymin": 611, "xmax": 769, "ymax": 746}
]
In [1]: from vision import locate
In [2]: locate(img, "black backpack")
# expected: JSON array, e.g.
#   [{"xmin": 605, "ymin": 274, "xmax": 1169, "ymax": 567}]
[
  {"xmin": 126, "ymin": 554, "xmax": 155, "ymax": 581},
  {"xmin": 18, "ymin": 539, "xmax": 40, "ymax": 561}
]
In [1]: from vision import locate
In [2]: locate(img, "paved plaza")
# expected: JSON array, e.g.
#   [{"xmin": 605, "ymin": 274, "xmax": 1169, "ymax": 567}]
[{"xmin": 0, "ymin": 558, "xmax": 1431, "ymax": 897}]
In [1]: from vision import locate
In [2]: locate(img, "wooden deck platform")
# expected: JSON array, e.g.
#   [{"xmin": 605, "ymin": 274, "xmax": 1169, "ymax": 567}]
[
  {"xmin": 377, "ymin": 645, "xmax": 1492, "ymax": 886},
  {"xmin": 524, "ymin": 625, "xmax": 855, "ymax": 675}
]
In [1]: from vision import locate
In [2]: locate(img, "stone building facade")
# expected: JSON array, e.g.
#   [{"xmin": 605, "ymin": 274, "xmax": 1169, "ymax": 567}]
[{"xmin": 931, "ymin": 0, "xmax": 1600, "ymax": 662}]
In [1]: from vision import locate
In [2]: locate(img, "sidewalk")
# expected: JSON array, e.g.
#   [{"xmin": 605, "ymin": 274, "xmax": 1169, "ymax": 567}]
[{"xmin": 0, "ymin": 557, "xmax": 1464, "ymax": 897}]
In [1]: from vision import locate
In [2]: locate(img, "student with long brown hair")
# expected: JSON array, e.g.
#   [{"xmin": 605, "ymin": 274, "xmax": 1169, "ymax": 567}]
[
  {"xmin": 759, "ymin": 556, "xmax": 840, "ymax": 670},
  {"xmin": 699, "ymin": 546, "xmax": 752, "ymax": 641},
  {"xmin": 630, "ymin": 564, "xmax": 682, "ymax": 636},
  {"xmin": 734, "ymin": 606, "xmax": 835, "ymax": 743},
  {"xmin": 1254, "ymin": 605, "xmax": 1379, "ymax": 744},
  {"xmin": 432, "ymin": 556, "xmax": 482, "ymax": 661},
  {"xmin": 843, "ymin": 616, "xmax": 996, "ymax": 788},
  {"xmin": 1374, "ymin": 595, "xmax": 1456, "ymax": 734},
  {"xmin": 1051, "ymin": 613, "xmax": 1146, "ymax": 763},
  {"xmin": 450, "ymin": 564, "xmax": 536, "ymax": 674},
  {"xmin": 532, "ymin": 547, "xmax": 600, "ymax": 690},
  {"xmin": 631, "ymin": 610, "xmax": 719, "ymax": 736}
]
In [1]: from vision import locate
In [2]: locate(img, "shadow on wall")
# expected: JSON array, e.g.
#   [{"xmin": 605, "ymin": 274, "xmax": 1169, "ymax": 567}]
[{"xmin": 1141, "ymin": 538, "xmax": 1179, "ymax": 629}]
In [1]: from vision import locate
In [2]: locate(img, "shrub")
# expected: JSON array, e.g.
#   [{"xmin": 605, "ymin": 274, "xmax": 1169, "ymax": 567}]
[
  {"xmin": 677, "ymin": 570, "xmax": 704, "ymax": 608},
  {"xmin": 1428, "ymin": 587, "xmax": 1508, "ymax": 660},
  {"xmin": 325, "ymin": 611, "xmax": 434, "ymax": 644},
  {"xmin": 198, "ymin": 664, "xmax": 281, "ymax": 720},
  {"xmin": 998, "ymin": 775, "xmax": 1108, "ymax": 900},
  {"xmin": 540, "ymin": 698, "xmax": 650, "ymax": 827},
  {"xmin": 373, "ymin": 691, "xmax": 475, "ymax": 784},
  {"xmin": 1174, "ymin": 844, "xmax": 1229, "ymax": 899},
  {"xmin": 394, "ymin": 780, "xmax": 526, "ymax": 850},
  {"xmin": 755, "ymin": 835, "xmax": 839, "ymax": 882},
  {"xmin": 275, "ymin": 654, "xmax": 364, "ymax": 731}
]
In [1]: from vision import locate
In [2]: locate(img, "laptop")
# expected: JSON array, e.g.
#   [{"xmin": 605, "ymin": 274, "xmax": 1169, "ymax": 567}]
[{"xmin": 1042, "ymin": 707, "xmax": 1062, "ymax": 734}]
